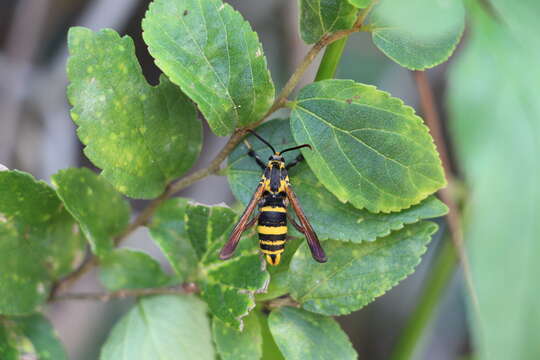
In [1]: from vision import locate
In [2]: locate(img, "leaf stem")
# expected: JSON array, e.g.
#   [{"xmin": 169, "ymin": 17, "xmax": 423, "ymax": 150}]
[
  {"xmin": 390, "ymin": 238, "xmax": 457, "ymax": 360},
  {"xmin": 314, "ymin": 38, "xmax": 348, "ymax": 81},
  {"xmin": 52, "ymin": 283, "xmax": 198, "ymax": 302},
  {"xmin": 412, "ymin": 70, "xmax": 478, "ymax": 309}
]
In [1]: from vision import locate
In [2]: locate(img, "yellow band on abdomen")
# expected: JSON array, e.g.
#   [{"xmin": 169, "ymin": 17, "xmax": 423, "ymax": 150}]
[
  {"xmin": 260, "ymin": 240, "xmax": 286, "ymax": 245},
  {"xmin": 261, "ymin": 249, "xmax": 285, "ymax": 255},
  {"xmin": 257, "ymin": 226, "xmax": 287, "ymax": 235},
  {"xmin": 260, "ymin": 206, "xmax": 286, "ymax": 213}
]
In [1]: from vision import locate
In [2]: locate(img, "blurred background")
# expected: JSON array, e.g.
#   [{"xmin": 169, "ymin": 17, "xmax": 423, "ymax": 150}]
[{"xmin": 0, "ymin": 0, "xmax": 475, "ymax": 359}]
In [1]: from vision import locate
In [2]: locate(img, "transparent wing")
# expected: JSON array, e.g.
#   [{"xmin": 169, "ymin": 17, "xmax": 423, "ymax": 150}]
[
  {"xmin": 219, "ymin": 182, "xmax": 264, "ymax": 260},
  {"xmin": 286, "ymin": 184, "xmax": 327, "ymax": 263}
]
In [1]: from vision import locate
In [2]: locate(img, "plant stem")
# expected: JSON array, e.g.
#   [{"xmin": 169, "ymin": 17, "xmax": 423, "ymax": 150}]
[
  {"xmin": 412, "ymin": 71, "xmax": 478, "ymax": 309},
  {"xmin": 315, "ymin": 37, "xmax": 348, "ymax": 81},
  {"xmin": 53, "ymin": 283, "xmax": 198, "ymax": 302},
  {"xmin": 390, "ymin": 238, "xmax": 457, "ymax": 360}
]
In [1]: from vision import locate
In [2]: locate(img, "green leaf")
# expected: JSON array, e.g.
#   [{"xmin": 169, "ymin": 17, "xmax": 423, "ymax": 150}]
[
  {"xmin": 178, "ymin": 202, "xmax": 267, "ymax": 329},
  {"xmin": 185, "ymin": 202, "xmax": 238, "ymax": 259},
  {"xmin": 291, "ymin": 164, "xmax": 447, "ymax": 241},
  {"xmin": 0, "ymin": 170, "xmax": 85, "ymax": 315},
  {"xmin": 0, "ymin": 322, "xmax": 18, "ymax": 360},
  {"xmin": 268, "ymin": 307, "xmax": 357, "ymax": 360},
  {"xmin": 142, "ymin": 0, "xmax": 275, "ymax": 136},
  {"xmin": 366, "ymin": 0, "xmax": 465, "ymax": 70},
  {"xmin": 148, "ymin": 198, "xmax": 199, "ymax": 281},
  {"xmin": 228, "ymin": 119, "xmax": 447, "ymax": 242},
  {"xmin": 299, "ymin": 0, "xmax": 358, "ymax": 44},
  {"xmin": 99, "ymin": 248, "xmax": 170, "ymax": 291},
  {"xmin": 290, "ymin": 80, "xmax": 446, "ymax": 213},
  {"xmin": 348, "ymin": 0, "xmax": 371, "ymax": 8},
  {"xmin": 289, "ymin": 221, "xmax": 437, "ymax": 315},
  {"xmin": 255, "ymin": 310, "xmax": 284, "ymax": 360},
  {"xmin": 256, "ymin": 271, "xmax": 289, "ymax": 301},
  {"xmin": 212, "ymin": 313, "xmax": 262, "ymax": 360},
  {"xmin": 447, "ymin": 3, "xmax": 540, "ymax": 359},
  {"xmin": 67, "ymin": 27, "xmax": 202, "ymax": 198},
  {"xmin": 14, "ymin": 314, "xmax": 67, "ymax": 360},
  {"xmin": 101, "ymin": 295, "xmax": 214, "ymax": 360},
  {"xmin": 52, "ymin": 168, "xmax": 130, "ymax": 256},
  {"xmin": 200, "ymin": 252, "xmax": 269, "ymax": 330}
]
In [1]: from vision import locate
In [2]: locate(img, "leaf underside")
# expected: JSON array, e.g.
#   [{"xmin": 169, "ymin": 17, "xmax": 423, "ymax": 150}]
[
  {"xmin": 367, "ymin": 0, "xmax": 465, "ymax": 70},
  {"xmin": 268, "ymin": 307, "xmax": 357, "ymax": 360},
  {"xmin": 100, "ymin": 295, "xmax": 214, "ymax": 360}
]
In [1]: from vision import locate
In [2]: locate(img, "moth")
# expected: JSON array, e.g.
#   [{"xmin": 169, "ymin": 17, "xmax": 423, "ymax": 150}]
[{"xmin": 219, "ymin": 130, "xmax": 327, "ymax": 266}]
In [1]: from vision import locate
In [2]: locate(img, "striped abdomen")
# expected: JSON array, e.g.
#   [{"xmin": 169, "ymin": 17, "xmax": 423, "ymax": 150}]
[{"xmin": 257, "ymin": 204, "xmax": 287, "ymax": 266}]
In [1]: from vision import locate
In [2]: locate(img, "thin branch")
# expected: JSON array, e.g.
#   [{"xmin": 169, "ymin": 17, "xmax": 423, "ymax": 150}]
[
  {"xmin": 50, "ymin": 18, "xmax": 367, "ymax": 301},
  {"xmin": 270, "ymin": 25, "xmax": 365, "ymax": 112},
  {"xmin": 52, "ymin": 283, "xmax": 198, "ymax": 302},
  {"xmin": 265, "ymin": 296, "xmax": 300, "ymax": 310},
  {"xmin": 412, "ymin": 70, "xmax": 479, "ymax": 309}
]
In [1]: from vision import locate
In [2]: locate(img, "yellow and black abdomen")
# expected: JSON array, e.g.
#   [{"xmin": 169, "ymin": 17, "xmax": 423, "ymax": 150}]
[{"xmin": 257, "ymin": 204, "xmax": 287, "ymax": 266}]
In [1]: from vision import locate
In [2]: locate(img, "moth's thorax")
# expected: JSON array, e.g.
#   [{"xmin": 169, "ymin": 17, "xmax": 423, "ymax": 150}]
[{"xmin": 262, "ymin": 160, "xmax": 288, "ymax": 194}]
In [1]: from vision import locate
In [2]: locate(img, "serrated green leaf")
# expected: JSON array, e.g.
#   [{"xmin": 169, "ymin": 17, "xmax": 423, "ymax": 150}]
[
  {"xmin": 448, "ymin": 3, "xmax": 540, "ymax": 359},
  {"xmin": 101, "ymin": 295, "xmax": 214, "ymax": 360},
  {"xmin": 185, "ymin": 202, "xmax": 238, "ymax": 259},
  {"xmin": 299, "ymin": 0, "xmax": 358, "ymax": 44},
  {"xmin": 67, "ymin": 27, "xmax": 202, "ymax": 198},
  {"xmin": 289, "ymin": 221, "xmax": 437, "ymax": 315},
  {"xmin": 0, "ymin": 322, "xmax": 18, "ymax": 360},
  {"xmin": 200, "ymin": 252, "xmax": 269, "ymax": 330},
  {"xmin": 148, "ymin": 198, "xmax": 198, "ymax": 281},
  {"xmin": 228, "ymin": 119, "xmax": 447, "ymax": 241},
  {"xmin": 0, "ymin": 170, "xmax": 85, "ymax": 315},
  {"xmin": 142, "ymin": 0, "xmax": 275, "ymax": 136},
  {"xmin": 268, "ymin": 307, "xmax": 357, "ymax": 360},
  {"xmin": 212, "ymin": 313, "xmax": 262, "ymax": 360},
  {"xmin": 207, "ymin": 254, "xmax": 268, "ymax": 291},
  {"xmin": 348, "ymin": 0, "xmax": 371, "ymax": 8},
  {"xmin": 197, "ymin": 220, "xmax": 268, "ymax": 329},
  {"xmin": 291, "ymin": 164, "xmax": 447, "ymax": 241},
  {"xmin": 366, "ymin": 0, "xmax": 464, "ymax": 70},
  {"xmin": 99, "ymin": 248, "xmax": 170, "ymax": 291},
  {"xmin": 14, "ymin": 314, "xmax": 67, "ymax": 360},
  {"xmin": 52, "ymin": 168, "xmax": 130, "ymax": 256},
  {"xmin": 290, "ymin": 80, "xmax": 446, "ymax": 213}
]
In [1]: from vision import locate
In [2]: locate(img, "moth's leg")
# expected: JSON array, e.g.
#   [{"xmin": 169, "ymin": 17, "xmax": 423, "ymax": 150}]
[
  {"xmin": 245, "ymin": 140, "xmax": 266, "ymax": 170},
  {"xmin": 286, "ymin": 154, "xmax": 305, "ymax": 170},
  {"xmin": 287, "ymin": 213, "xmax": 305, "ymax": 233}
]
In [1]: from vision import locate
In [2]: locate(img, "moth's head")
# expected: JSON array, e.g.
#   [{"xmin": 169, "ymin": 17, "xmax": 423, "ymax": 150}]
[{"xmin": 268, "ymin": 153, "xmax": 284, "ymax": 163}]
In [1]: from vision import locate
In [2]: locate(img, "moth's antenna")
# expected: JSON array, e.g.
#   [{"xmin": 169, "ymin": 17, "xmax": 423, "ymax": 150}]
[
  {"xmin": 280, "ymin": 144, "xmax": 312, "ymax": 154},
  {"xmin": 247, "ymin": 129, "xmax": 277, "ymax": 154}
]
